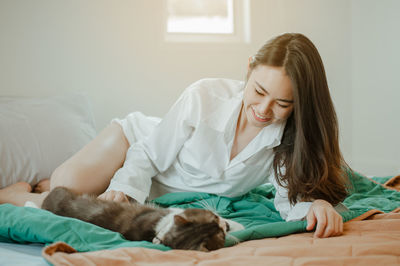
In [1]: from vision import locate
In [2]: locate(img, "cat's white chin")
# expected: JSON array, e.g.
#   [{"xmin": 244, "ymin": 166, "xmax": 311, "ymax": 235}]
[
  {"xmin": 153, "ymin": 208, "xmax": 183, "ymax": 244},
  {"xmin": 223, "ymin": 218, "xmax": 244, "ymax": 232}
]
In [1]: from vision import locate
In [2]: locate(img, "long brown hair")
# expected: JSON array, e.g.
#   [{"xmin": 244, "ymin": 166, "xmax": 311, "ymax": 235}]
[{"xmin": 249, "ymin": 33, "xmax": 349, "ymax": 205}]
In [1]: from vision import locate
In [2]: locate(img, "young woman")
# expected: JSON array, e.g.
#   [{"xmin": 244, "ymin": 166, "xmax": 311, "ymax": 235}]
[{"xmin": 0, "ymin": 33, "xmax": 349, "ymax": 238}]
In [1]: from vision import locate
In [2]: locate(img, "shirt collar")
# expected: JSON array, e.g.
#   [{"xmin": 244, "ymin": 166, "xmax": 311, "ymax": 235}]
[
  {"xmin": 226, "ymin": 90, "xmax": 287, "ymax": 150},
  {"xmin": 228, "ymin": 120, "xmax": 286, "ymax": 166},
  {"xmin": 201, "ymin": 86, "xmax": 286, "ymax": 162},
  {"xmin": 258, "ymin": 119, "xmax": 287, "ymax": 149}
]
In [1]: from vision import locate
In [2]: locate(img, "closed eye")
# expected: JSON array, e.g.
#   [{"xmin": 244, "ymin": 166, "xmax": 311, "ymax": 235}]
[
  {"xmin": 256, "ymin": 87, "xmax": 289, "ymax": 108},
  {"xmin": 277, "ymin": 102, "xmax": 290, "ymax": 108},
  {"xmin": 255, "ymin": 88, "xmax": 264, "ymax": 95}
]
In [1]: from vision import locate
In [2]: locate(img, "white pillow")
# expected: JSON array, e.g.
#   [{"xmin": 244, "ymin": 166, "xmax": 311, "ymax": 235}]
[{"xmin": 0, "ymin": 93, "xmax": 97, "ymax": 188}]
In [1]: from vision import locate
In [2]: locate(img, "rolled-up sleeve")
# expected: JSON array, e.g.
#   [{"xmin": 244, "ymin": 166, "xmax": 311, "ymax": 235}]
[
  {"xmin": 269, "ymin": 172, "xmax": 312, "ymax": 221},
  {"xmin": 106, "ymin": 87, "xmax": 196, "ymax": 203},
  {"xmin": 270, "ymin": 172, "xmax": 348, "ymax": 221}
]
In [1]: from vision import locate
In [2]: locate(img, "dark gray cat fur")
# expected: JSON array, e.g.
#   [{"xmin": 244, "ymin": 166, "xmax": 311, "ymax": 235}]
[{"xmin": 42, "ymin": 187, "xmax": 226, "ymax": 251}]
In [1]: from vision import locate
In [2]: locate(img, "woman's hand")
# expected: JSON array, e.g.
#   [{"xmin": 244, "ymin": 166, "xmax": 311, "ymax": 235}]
[
  {"xmin": 97, "ymin": 190, "xmax": 129, "ymax": 203},
  {"xmin": 306, "ymin": 199, "xmax": 343, "ymax": 238}
]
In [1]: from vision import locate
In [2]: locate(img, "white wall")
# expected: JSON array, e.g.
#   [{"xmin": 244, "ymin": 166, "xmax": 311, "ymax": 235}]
[
  {"xmin": 0, "ymin": 0, "xmax": 253, "ymax": 130},
  {"xmin": 261, "ymin": 0, "xmax": 353, "ymax": 170},
  {"xmin": 351, "ymin": 0, "xmax": 400, "ymax": 175},
  {"xmin": 0, "ymin": 0, "xmax": 398, "ymax": 175},
  {"xmin": 247, "ymin": 0, "xmax": 352, "ymax": 164}
]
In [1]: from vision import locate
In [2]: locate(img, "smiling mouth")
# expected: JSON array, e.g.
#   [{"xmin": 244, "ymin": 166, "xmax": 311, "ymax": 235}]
[{"xmin": 251, "ymin": 106, "xmax": 271, "ymax": 122}]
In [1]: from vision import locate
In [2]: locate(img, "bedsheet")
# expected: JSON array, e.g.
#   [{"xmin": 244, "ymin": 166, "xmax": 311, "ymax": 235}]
[
  {"xmin": 42, "ymin": 211, "xmax": 400, "ymax": 266},
  {"xmin": 0, "ymin": 171, "xmax": 399, "ymax": 265},
  {"xmin": 0, "ymin": 242, "xmax": 47, "ymax": 266}
]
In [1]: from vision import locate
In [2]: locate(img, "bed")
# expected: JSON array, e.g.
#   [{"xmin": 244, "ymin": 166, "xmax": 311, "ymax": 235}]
[
  {"xmin": 43, "ymin": 211, "xmax": 400, "ymax": 265},
  {"xmin": 1, "ymin": 94, "xmax": 399, "ymax": 265}
]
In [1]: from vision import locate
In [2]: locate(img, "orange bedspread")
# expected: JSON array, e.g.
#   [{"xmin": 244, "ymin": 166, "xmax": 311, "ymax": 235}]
[{"xmin": 43, "ymin": 209, "xmax": 400, "ymax": 266}]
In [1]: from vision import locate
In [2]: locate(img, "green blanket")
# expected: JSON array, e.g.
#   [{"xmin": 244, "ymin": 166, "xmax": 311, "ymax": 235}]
[{"xmin": 0, "ymin": 171, "xmax": 399, "ymax": 252}]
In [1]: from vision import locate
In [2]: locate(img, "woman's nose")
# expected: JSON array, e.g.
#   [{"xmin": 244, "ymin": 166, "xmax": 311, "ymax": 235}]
[{"xmin": 258, "ymin": 98, "xmax": 274, "ymax": 116}]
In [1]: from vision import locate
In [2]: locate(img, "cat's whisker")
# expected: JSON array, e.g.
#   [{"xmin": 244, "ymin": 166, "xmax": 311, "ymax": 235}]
[
  {"xmin": 197, "ymin": 200, "xmax": 207, "ymax": 209},
  {"xmin": 209, "ymin": 201, "xmax": 218, "ymax": 213},
  {"xmin": 198, "ymin": 199, "xmax": 213, "ymax": 212},
  {"xmin": 202, "ymin": 201, "xmax": 213, "ymax": 212},
  {"xmin": 209, "ymin": 198, "xmax": 219, "ymax": 213},
  {"xmin": 199, "ymin": 199, "xmax": 217, "ymax": 214},
  {"xmin": 42, "ymin": 187, "xmax": 227, "ymax": 251}
]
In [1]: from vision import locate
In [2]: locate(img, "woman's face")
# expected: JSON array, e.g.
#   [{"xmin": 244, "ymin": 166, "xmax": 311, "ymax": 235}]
[{"xmin": 243, "ymin": 64, "xmax": 294, "ymax": 128}]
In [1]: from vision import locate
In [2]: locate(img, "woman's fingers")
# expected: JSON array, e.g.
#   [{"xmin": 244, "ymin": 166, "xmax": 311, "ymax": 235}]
[
  {"xmin": 308, "ymin": 200, "xmax": 344, "ymax": 238},
  {"xmin": 114, "ymin": 191, "xmax": 128, "ymax": 202},
  {"xmin": 319, "ymin": 209, "xmax": 343, "ymax": 238},
  {"xmin": 97, "ymin": 190, "xmax": 128, "ymax": 202},
  {"xmin": 97, "ymin": 192, "xmax": 107, "ymax": 200},
  {"xmin": 306, "ymin": 211, "xmax": 317, "ymax": 231},
  {"xmin": 335, "ymin": 215, "xmax": 344, "ymax": 236},
  {"xmin": 340, "ymin": 216, "xmax": 344, "ymax": 234},
  {"xmin": 321, "ymin": 209, "xmax": 335, "ymax": 238},
  {"xmin": 333, "ymin": 215, "xmax": 340, "ymax": 236},
  {"xmin": 313, "ymin": 210, "xmax": 327, "ymax": 238},
  {"xmin": 330, "ymin": 212, "xmax": 343, "ymax": 237}
]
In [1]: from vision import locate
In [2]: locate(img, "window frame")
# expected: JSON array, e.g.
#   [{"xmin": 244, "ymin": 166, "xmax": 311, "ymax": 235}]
[{"xmin": 162, "ymin": 0, "xmax": 250, "ymax": 43}]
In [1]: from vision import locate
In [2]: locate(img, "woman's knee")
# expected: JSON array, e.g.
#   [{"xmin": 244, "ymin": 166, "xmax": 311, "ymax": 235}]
[
  {"xmin": 49, "ymin": 163, "xmax": 77, "ymax": 189},
  {"xmin": 49, "ymin": 123, "xmax": 130, "ymax": 194}
]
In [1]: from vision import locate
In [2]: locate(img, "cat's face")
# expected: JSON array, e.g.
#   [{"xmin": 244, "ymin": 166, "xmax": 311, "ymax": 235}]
[{"xmin": 162, "ymin": 209, "xmax": 228, "ymax": 251}]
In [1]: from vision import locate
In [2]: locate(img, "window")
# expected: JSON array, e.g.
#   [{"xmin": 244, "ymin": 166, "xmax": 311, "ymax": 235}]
[
  {"xmin": 164, "ymin": 0, "xmax": 250, "ymax": 43},
  {"xmin": 167, "ymin": 0, "xmax": 234, "ymax": 34}
]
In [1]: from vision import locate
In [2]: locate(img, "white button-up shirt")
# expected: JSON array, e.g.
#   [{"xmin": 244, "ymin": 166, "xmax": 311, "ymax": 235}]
[{"xmin": 107, "ymin": 78, "xmax": 312, "ymax": 221}]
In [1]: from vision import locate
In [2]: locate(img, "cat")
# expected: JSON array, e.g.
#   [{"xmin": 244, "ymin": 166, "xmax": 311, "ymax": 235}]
[{"xmin": 41, "ymin": 187, "xmax": 243, "ymax": 251}]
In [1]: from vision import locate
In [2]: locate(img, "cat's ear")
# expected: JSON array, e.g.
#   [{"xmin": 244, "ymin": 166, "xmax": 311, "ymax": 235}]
[{"xmin": 174, "ymin": 214, "xmax": 189, "ymax": 226}]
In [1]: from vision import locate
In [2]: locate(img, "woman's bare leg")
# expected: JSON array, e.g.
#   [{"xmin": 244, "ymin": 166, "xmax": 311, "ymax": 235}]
[
  {"xmin": 0, "ymin": 122, "xmax": 129, "ymax": 207},
  {"xmin": 49, "ymin": 122, "xmax": 129, "ymax": 195},
  {"xmin": 0, "ymin": 182, "xmax": 48, "ymax": 207},
  {"xmin": 33, "ymin": 179, "xmax": 50, "ymax": 193}
]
